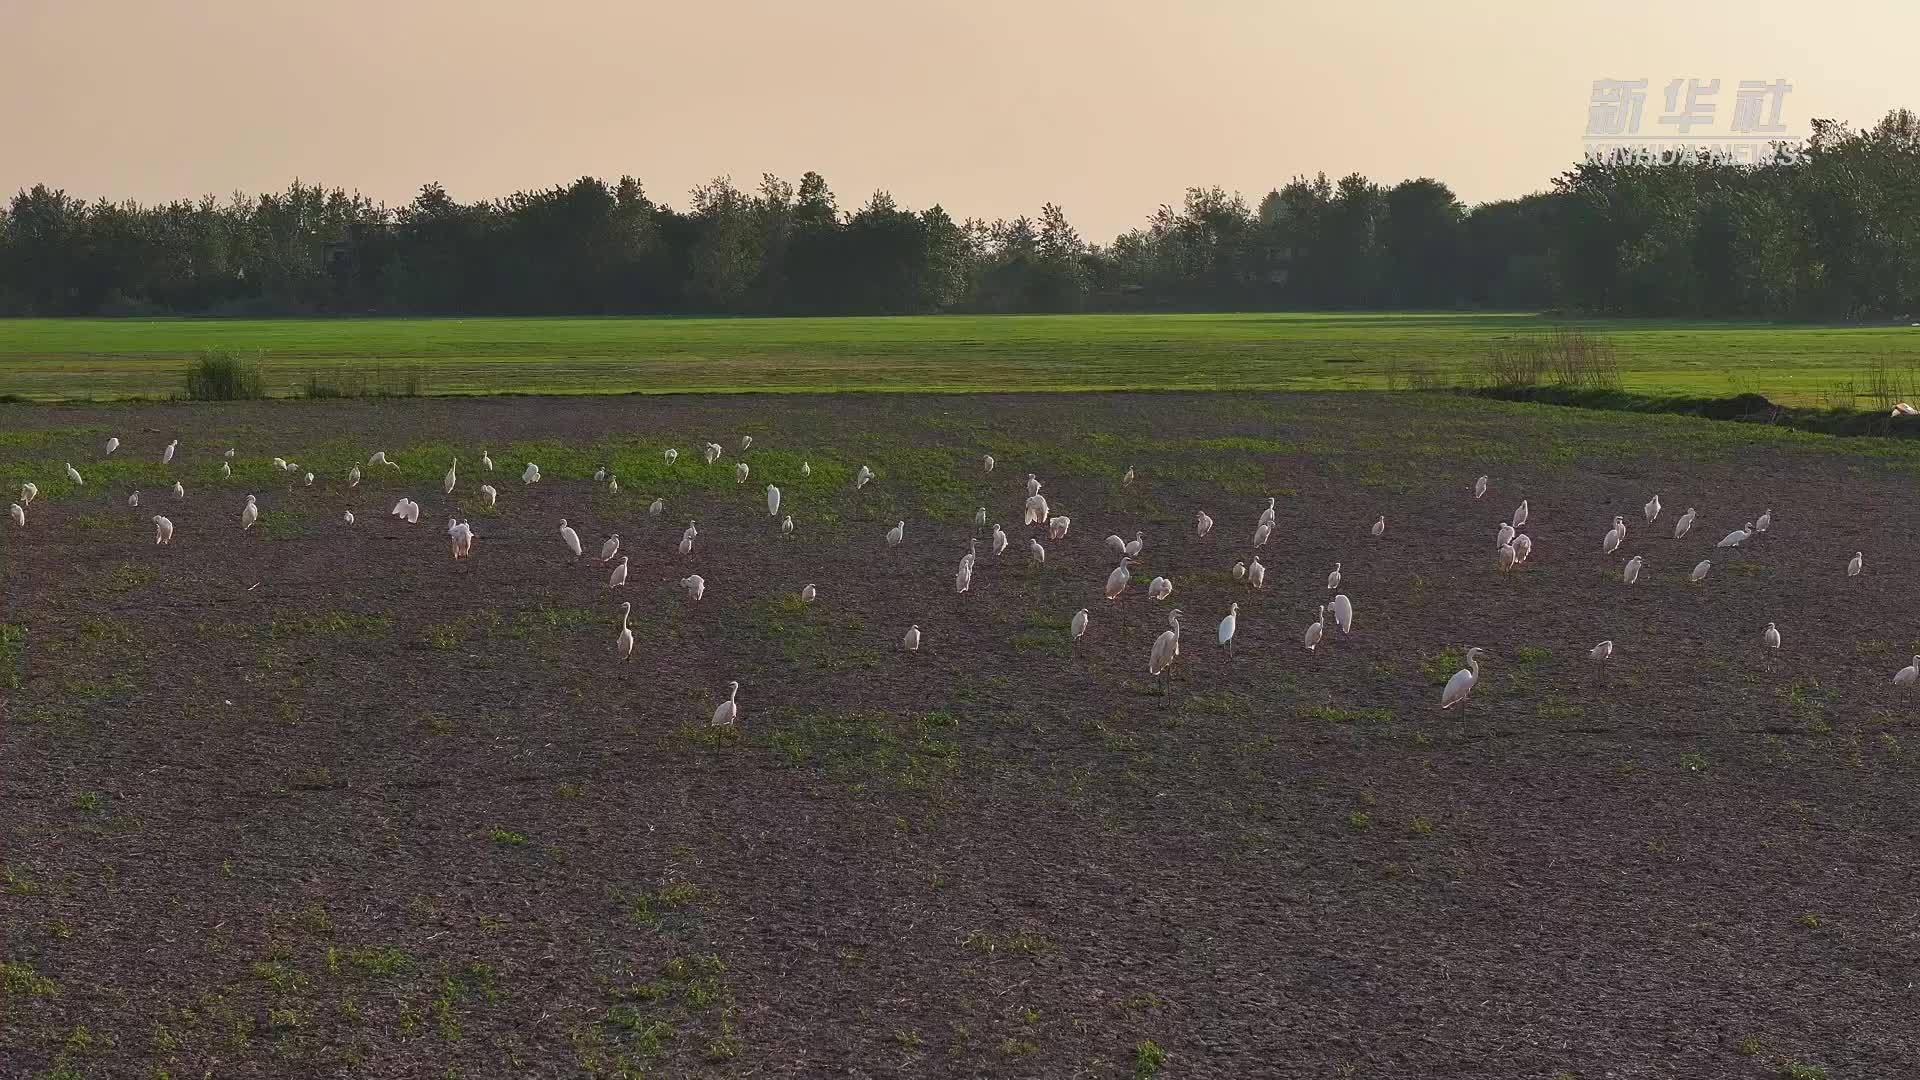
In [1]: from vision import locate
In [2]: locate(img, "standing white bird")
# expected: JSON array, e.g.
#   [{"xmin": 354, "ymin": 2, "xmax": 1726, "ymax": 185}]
[
  {"xmin": 1124, "ymin": 531, "xmax": 1145, "ymax": 558},
  {"xmin": 1105, "ymin": 533, "xmax": 1127, "ymax": 555},
  {"xmin": 706, "ymin": 443, "xmax": 723, "ymax": 464},
  {"xmin": 608, "ymin": 557, "xmax": 629, "ymax": 589},
  {"xmin": 65, "ymin": 463, "xmax": 83, "ymax": 486},
  {"xmin": 128, "ymin": 491, "xmax": 140, "ymax": 507},
  {"xmin": 368, "ymin": 451, "xmax": 389, "ymax": 467},
  {"xmin": 1048, "ymin": 515, "xmax": 1071, "ymax": 540},
  {"xmin": 153, "ymin": 515, "xmax": 173, "ymax": 544},
  {"xmin": 1644, "ymin": 494, "xmax": 1661, "ymax": 522},
  {"xmin": 954, "ymin": 565, "xmax": 972, "ymax": 594},
  {"xmin": 20, "ymin": 482, "xmax": 36, "ymax": 506},
  {"xmin": 1231, "ymin": 561, "xmax": 1247, "ymax": 581},
  {"xmin": 594, "ymin": 467, "xmax": 607, "ymax": 482},
  {"xmin": 1603, "ymin": 517, "xmax": 1625, "ymax": 554},
  {"xmin": 1303, "ymin": 605, "xmax": 1325, "ymax": 652},
  {"xmin": 976, "ymin": 507, "xmax": 988, "ymax": 528},
  {"xmin": 736, "ymin": 462, "xmax": 750, "ymax": 485},
  {"xmin": 1473, "ymin": 475, "xmax": 1489, "ymax": 500},
  {"xmin": 1690, "ymin": 559, "xmax": 1711, "ymax": 582},
  {"xmin": 1149, "ymin": 609, "xmax": 1183, "ymax": 691},
  {"xmin": 522, "ymin": 463, "xmax": 541, "ymax": 484},
  {"xmin": 1513, "ymin": 533, "xmax": 1533, "ymax": 562},
  {"xmin": 856, "ymin": 465, "xmax": 874, "ymax": 489},
  {"xmin": 221, "ymin": 462, "xmax": 232, "ymax": 478},
  {"xmin": 681, "ymin": 574, "xmax": 706, "ymax": 600},
  {"xmin": 272, "ymin": 457, "xmax": 288, "ymax": 471},
  {"xmin": 1673, "ymin": 507, "xmax": 1696, "ymax": 539},
  {"xmin": 1439, "ymin": 647, "xmax": 1486, "ymax": 710},
  {"xmin": 1147, "ymin": 576, "xmax": 1173, "ymax": 601},
  {"xmin": 1252, "ymin": 522, "xmax": 1272, "ymax": 548},
  {"xmin": 886, "ymin": 520, "xmax": 905, "ymax": 548},
  {"xmin": 1024, "ymin": 494, "xmax": 1050, "ymax": 526},
  {"xmin": 1196, "ymin": 510, "xmax": 1214, "ymax": 538},
  {"xmin": 403, "ymin": 500, "xmax": 419, "ymax": 524},
  {"xmin": 480, "ymin": 451, "xmax": 493, "ymax": 472},
  {"xmin": 480, "ymin": 484, "xmax": 497, "ymax": 507},
  {"xmin": 782, "ymin": 515, "xmax": 794, "ymax": 536},
  {"xmin": 600, "ymin": 535, "xmax": 621, "ymax": 563},
  {"xmin": 162, "ymin": 439, "xmax": 177, "ymax": 465},
  {"xmin": 1248, "ymin": 556, "xmax": 1267, "ymax": 590},
  {"xmin": 559, "ymin": 519, "xmax": 582, "ymax": 559},
  {"xmin": 983, "ymin": 454, "xmax": 995, "ymax": 474},
  {"xmin": 649, "ymin": 498, "xmax": 665, "ymax": 517},
  {"xmin": 740, "ymin": 435, "xmax": 753, "ymax": 452},
  {"xmin": 800, "ymin": 584, "xmax": 817, "ymax": 603},
  {"xmin": 347, "ymin": 465, "xmax": 361, "ymax": 488},
  {"xmin": 241, "ymin": 495, "xmax": 258, "ymax": 530},
  {"xmin": 1028, "ymin": 538, "xmax": 1046, "ymax": 563},
  {"xmin": 767, "ymin": 485, "xmax": 781, "ymax": 517},
  {"xmin": 1755, "ymin": 509, "xmax": 1772, "ymax": 533},
  {"xmin": 1716, "ymin": 523, "xmax": 1753, "ymax": 548},
  {"xmin": 1370, "ymin": 515, "xmax": 1386, "ymax": 538},
  {"xmin": 1068, "ymin": 605, "xmax": 1090, "ymax": 642},
  {"xmin": 684, "ymin": 520, "xmax": 699, "ymax": 540},
  {"xmin": 1895, "ymin": 655, "xmax": 1920, "ymax": 687},
  {"xmin": 901, "ymin": 624, "xmax": 921, "ymax": 652},
  {"xmin": 1123, "ymin": 466, "xmax": 1135, "ymax": 485},
  {"xmin": 1762, "ymin": 622, "xmax": 1781, "ymax": 650},
  {"xmin": 343, "ymin": 511, "xmax": 355, "ymax": 525},
  {"xmin": 1496, "ymin": 522, "xmax": 1515, "ymax": 549},
  {"xmin": 1326, "ymin": 562, "xmax": 1342, "ymax": 590},
  {"xmin": 1331, "ymin": 593, "xmax": 1353, "ymax": 635},
  {"xmin": 1026, "ymin": 474, "xmax": 1042, "ymax": 497},
  {"xmin": 172, "ymin": 481, "xmax": 185, "ymax": 500},
  {"xmin": 1258, "ymin": 497, "xmax": 1277, "ymax": 526},
  {"xmin": 223, "ymin": 448, "xmax": 235, "ymax": 460},
  {"xmin": 664, "ymin": 448, "xmax": 678, "ymax": 465},
  {"xmin": 1513, "ymin": 500, "xmax": 1529, "ymax": 528},
  {"xmin": 1589, "ymin": 640, "xmax": 1613, "ymax": 661},
  {"xmin": 991, "ymin": 525, "xmax": 1008, "ymax": 555},
  {"xmin": 800, "ymin": 461, "xmax": 811, "ymax": 478},
  {"xmin": 1848, "ymin": 551, "xmax": 1863, "ymax": 577},
  {"xmin": 7, "ymin": 503, "xmax": 22, "ymax": 527},
  {"xmin": 1104, "ymin": 558, "xmax": 1133, "ymax": 600},
  {"xmin": 304, "ymin": 472, "xmax": 314, "ymax": 488},
  {"xmin": 103, "ymin": 437, "xmax": 120, "ymax": 456},
  {"xmin": 608, "ymin": 476, "xmax": 619, "ymax": 494},
  {"xmin": 615, "ymin": 603, "xmax": 635, "ymax": 660},
  {"xmin": 1217, "ymin": 603, "xmax": 1238, "ymax": 654},
  {"xmin": 1623, "ymin": 555, "xmax": 1643, "ymax": 584},
  {"xmin": 1497, "ymin": 543, "xmax": 1518, "ymax": 573},
  {"xmin": 678, "ymin": 534, "xmax": 694, "ymax": 556},
  {"xmin": 712, "ymin": 681, "xmax": 739, "ymax": 726},
  {"xmin": 449, "ymin": 521, "xmax": 474, "ymax": 559}
]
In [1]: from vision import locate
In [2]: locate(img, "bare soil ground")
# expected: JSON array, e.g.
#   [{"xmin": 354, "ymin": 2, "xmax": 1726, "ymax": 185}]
[{"xmin": 3, "ymin": 392, "xmax": 1918, "ymax": 1080}]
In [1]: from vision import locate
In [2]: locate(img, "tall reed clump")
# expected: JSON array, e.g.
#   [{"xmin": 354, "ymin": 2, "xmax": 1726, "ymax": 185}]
[
  {"xmin": 1481, "ymin": 328, "xmax": 1622, "ymax": 390},
  {"xmin": 182, "ymin": 350, "xmax": 266, "ymax": 400}
]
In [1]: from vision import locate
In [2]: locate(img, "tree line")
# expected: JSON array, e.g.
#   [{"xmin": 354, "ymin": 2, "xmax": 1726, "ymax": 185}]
[{"xmin": 3, "ymin": 108, "xmax": 1916, "ymax": 319}]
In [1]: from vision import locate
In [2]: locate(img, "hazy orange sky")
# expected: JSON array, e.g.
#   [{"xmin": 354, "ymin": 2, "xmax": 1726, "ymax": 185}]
[{"xmin": 5, "ymin": 0, "xmax": 1912, "ymax": 240}]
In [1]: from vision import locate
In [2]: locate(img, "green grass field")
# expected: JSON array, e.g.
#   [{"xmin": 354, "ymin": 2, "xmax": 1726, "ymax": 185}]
[{"xmin": 2, "ymin": 313, "xmax": 1917, "ymax": 403}]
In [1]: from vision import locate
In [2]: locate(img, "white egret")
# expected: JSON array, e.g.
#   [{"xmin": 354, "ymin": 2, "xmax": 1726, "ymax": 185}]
[
  {"xmin": 152, "ymin": 515, "xmax": 173, "ymax": 544},
  {"xmin": 983, "ymin": 454, "xmax": 995, "ymax": 473},
  {"xmin": 801, "ymin": 461, "xmax": 811, "ymax": 478},
  {"xmin": 664, "ymin": 448, "xmax": 678, "ymax": 465},
  {"xmin": 955, "ymin": 565, "xmax": 972, "ymax": 594},
  {"xmin": 1473, "ymin": 475, "xmax": 1489, "ymax": 499},
  {"xmin": 1026, "ymin": 474, "xmax": 1042, "ymax": 497},
  {"xmin": 1439, "ymin": 647, "xmax": 1486, "ymax": 710},
  {"xmin": 678, "ymin": 535, "xmax": 694, "ymax": 556},
  {"xmin": 1071, "ymin": 608, "xmax": 1089, "ymax": 640},
  {"xmin": 1024, "ymin": 494, "xmax": 1049, "ymax": 525},
  {"xmin": 1148, "ymin": 576, "xmax": 1173, "ymax": 601},
  {"xmin": 975, "ymin": 507, "xmax": 988, "ymax": 528},
  {"xmin": 20, "ymin": 482, "xmax": 36, "ymax": 506},
  {"xmin": 684, "ymin": 520, "xmax": 698, "ymax": 540},
  {"xmin": 1331, "ymin": 593, "xmax": 1353, "ymax": 635},
  {"xmin": 343, "ymin": 511, "xmax": 355, "ymax": 525},
  {"xmin": 856, "ymin": 465, "xmax": 874, "ymax": 489},
  {"xmin": 1623, "ymin": 555, "xmax": 1643, "ymax": 584},
  {"xmin": 1252, "ymin": 522, "xmax": 1271, "ymax": 548},
  {"xmin": 523, "ymin": 462, "xmax": 541, "ymax": 484},
  {"xmin": 480, "ymin": 484, "xmax": 497, "ymax": 507},
  {"xmin": 7, "ymin": 503, "xmax": 22, "ymax": 527},
  {"xmin": 1603, "ymin": 517, "xmax": 1625, "ymax": 554},
  {"xmin": 480, "ymin": 451, "xmax": 493, "ymax": 472},
  {"xmin": 1673, "ymin": 507, "xmax": 1696, "ymax": 539},
  {"xmin": 1124, "ymin": 532, "xmax": 1145, "ymax": 558},
  {"xmin": 1248, "ymin": 556, "xmax": 1266, "ymax": 590},
  {"xmin": 1303, "ymin": 605, "xmax": 1325, "ymax": 652},
  {"xmin": 1590, "ymin": 640, "xmax": 1614, "ymax": 661},
  {"xmin": 1028, "ymin": 538, "xmax": 1046, "ymax": 563},
  {"xmin": 304, "ymin": 472, "xmax": 314, "ymax": 488},
  {"xmin": 712, "ymin": 681, "xmax": 739, "ymax": 726},
  {"xmin": 1762, "ymin": 622, "xmax": 1780, "ymax": 650},
  {"xmin": 1232, "ymin": 561, "xmax": 1247, "ymax": 581},
  {"xmin": 1644, "ymin": 494, "xmax": 1661, "ymax": 522},
  {"xmin": 736, "ymin": 462, "xmax": 750, "ymax": 485},
  {"xmin": 1104, "ymin": 558, "xmax": 1133, "ymax": 600},
  {"xmin": 991, "ymin": 525, "xmax": 1008, "ymax": 555},
  {"xmin": 1149, "ymin": 609, "xmax": 1183, "ymax": 691},
  {"xmin": 1755, "ymin": 509, "xmax": 1772, "ymax": 533},
  {"xmin": 782, "ymin": 515, "xmax": 794, "ymax": 536},
  {"xmin": 368, "ymin": 451, "xmax": 389, "ymax": 467},
  {"xmin": 1897, "ymin": 402, "xmax": 1919, "ymax": 417},
  {"xmin": 393, "ymin": 495, "xmax": 410, "ymax": 515},
  {"xmin": 1848, "ymin": 551, "xmax": 1863, "ymax": 577},
  {"xmin": 284, "ymin": 461, "xmax": 301, "ymax": 475},
  {"xmin": 800, "ymin": 584, "xmax": 817, "ymax": 603},
  {"xmin": 128, "ymin": 491, "xmax": 140, "ymax": 507},
  {"xmin": 559, "ymin": 519, "xmax": 582, "ymax": 559},
  {"xmin": 740, "ymin": 435, "xmax": 753, "ymax": 452},
  {"xmin": 902, "ymin": 624, "xmax": 921, "ymax": 652},
  {"xmin": 599, "ymin": 535, "xmax": 621, "ymax": 563},
  {"xmin": 1370, "ymin": 515, "xmax": 1385, "ymax": 538},
  {"xmin": 449, "ymin": 521, "xmax": 474, "ymax": 559},
  {"xmin": 402, "ymin": 500, "xmax": 419, "ymax": 524},
  {"xmin": 65, "ymin": 463, "xmax": 83, "ymax": 485},
  {"xmin": 1218, "ymin": 603, "xmax": 1238, "ymax": 654},
  {"xmin": 1123, "ymin": 466, "xmax": 1135, "ymax": 485},
  {"xmin": 1105, "ymin": 534, "xmax": 1127, "ymax": 555},
  {"xmin": 649, "ymin": 498, "xmax": 665, "ymax": 516},
  {"xmin": 767, "ymin": 484, "xmax": 781, "ymax": 517},
  {"xmin": 162, "ymin": 439, "xmax": 177, "ymax": 465},
  {"xmin": 1896, "ymin": 656, "xmax": 1919, "ymax": 687},
  {"xmin": 609, "ymin": 557, "xmax": 629, "ymax": 589},
  {"xmin": 272, "ymin": 457, "xmax": 288, "ymax": 470},
  {"xmin": 707, "ymin": 443, "xmax": 724, "ymax": 464},
  {"xmin": 1196, "ymin": 510, "xmax": 1213, "ymax": 538},
  {"xmin": 681, "ymin": 574, "xmax": 706, "ymax": 600},
  {"xmin": 594, "ymin": 467, "xmax": 607, "ymax": 482},
  {"xmin": 608, "ymin": 476, "xmax": 619, "ymax": 494},
  {"xmin": 104, "ymin": 437, "xmax": 120, "ymax": 455},
  {"xmin": 1496, "ymin": 522, "xmax": 1515, "ymax": 549},
  {"xmin": 1049, "ymin": 515, "xmax": 1071, "ymax": 540},
  {"xmin": 223, "ymin": 448, "xmax": 235, "ymax": 460},
  {"xmin": 1327, "ymin": 562, "xmax": 1342, "ymax": 590},
  {"xmin": 221, "ymin": 462, "xmax": 232, "ymax": 478},
  {"xmin": 172, "ymin": 481, "xmax": 185, "ymax": 500},
  {"xmin": 241, "ymin": 495, "xmax": 259, "ymax": 530},
  {"xmin": 1513, "ymin": 500, "xmax": 1529, "ymax": 527},
  {"xmin": 1513, "ymin": 533, "xmax": 1533, "ymax": 562},
  {"xmin": 614, "ymin": 603, "xmax": 634, "ymax": 659},
  {"xmin": 1716, "ymin": 523, "xmax": 1753, "ymax": 548},
  {"xmin": 886, "ymin": 520, "xmax": 905, "ymax": 548},
  {"xmin": 1497, "ymin": 543, "xmax": 1518, "ymax": 572},
  {"xmin": 1690, "ymin": 559, "xmax": 1711, "ymax": 582}
]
